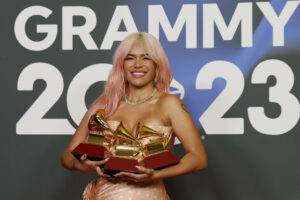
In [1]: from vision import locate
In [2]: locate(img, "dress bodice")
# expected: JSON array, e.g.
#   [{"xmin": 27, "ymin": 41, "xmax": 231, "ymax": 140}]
[{"xmin": 105, "ymin": 120, "xmax": 175, "ymax": 151}]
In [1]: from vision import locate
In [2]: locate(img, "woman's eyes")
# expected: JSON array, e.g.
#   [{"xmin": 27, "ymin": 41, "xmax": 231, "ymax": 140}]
[
  {"xmin": 125, "ymin": 56, "xmax": 151, "ymax": 60},
  {"xmin": 125, "ymin": 57, "xmax": 134, "ymax": 60}
]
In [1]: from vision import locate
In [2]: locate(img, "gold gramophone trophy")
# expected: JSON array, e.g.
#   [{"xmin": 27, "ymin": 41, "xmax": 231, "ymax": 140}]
[
  {"xmin": 71, "ymin": 109, "xmax": 113, "ymax": 161},
  {"xmin": 103, "ymin": 123, "xmax": 179, "ymax": 175},
  {"xmin": 104, "ymin": 122, "xmax": 144, "ymax": 175},
  {"xmin": 138, "ymin": 125, "xmax": 179, "ymax": 170}
]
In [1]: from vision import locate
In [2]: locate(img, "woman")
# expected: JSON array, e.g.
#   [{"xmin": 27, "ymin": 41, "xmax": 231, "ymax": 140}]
[{"xmin": 61, "ymin": 32, "xmax": 207, "ymax": 199}]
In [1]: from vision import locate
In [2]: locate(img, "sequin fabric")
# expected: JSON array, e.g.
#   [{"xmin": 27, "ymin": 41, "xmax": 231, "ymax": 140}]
[{"xmin": 82, "ymin": 120, "xmax": 174, "ymax": 200}]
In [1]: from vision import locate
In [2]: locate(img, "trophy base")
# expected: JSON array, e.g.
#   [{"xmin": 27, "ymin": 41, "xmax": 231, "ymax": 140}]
[
  {"xmin": 72, "ymin": 143, "xmax": 108, "ymax": 161},
  {"xmin": 144, "ymin": 151, "xmax": 179, "ymax": 170},
  {"xmin": 103, "ymin": 157, "xmax": 142, "ymax": 176}
]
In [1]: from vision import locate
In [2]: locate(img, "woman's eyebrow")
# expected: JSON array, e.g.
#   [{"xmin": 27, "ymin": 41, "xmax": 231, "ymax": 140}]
[{"xmin": 126, "ymin": 53, "xmax": 149, "ymax": 57}]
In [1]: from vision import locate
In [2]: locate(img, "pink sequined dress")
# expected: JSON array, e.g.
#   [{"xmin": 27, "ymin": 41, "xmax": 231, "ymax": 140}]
[{"xmin": 83, "ymin": 120, "xmax": 175, "ymax": 200}]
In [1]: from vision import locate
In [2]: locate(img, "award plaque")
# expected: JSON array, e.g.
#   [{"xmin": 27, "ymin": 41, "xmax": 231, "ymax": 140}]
[{"xmin": 71, "ymin": 110, "xmax": 113, "ymax": 161}]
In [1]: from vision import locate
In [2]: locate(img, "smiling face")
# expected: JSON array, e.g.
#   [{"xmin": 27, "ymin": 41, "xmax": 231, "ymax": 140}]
[{"xmin": 123, "ymin": 41, "xmax": 156, "ymax": 88}]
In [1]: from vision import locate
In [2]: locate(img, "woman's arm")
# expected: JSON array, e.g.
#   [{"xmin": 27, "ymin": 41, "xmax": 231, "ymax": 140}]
[
  {"xmin": 60, "ymin": 105, "xmax": 108, "ymax": 173},
  {"xmin": 150, "ymin": 94, "xmax": 208, "ymax": 180}
]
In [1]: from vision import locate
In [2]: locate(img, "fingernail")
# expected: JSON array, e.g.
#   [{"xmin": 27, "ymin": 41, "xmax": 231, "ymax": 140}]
[{"xmin": 136, "ymin": 166, "xmax": 141, "ymax": 169}]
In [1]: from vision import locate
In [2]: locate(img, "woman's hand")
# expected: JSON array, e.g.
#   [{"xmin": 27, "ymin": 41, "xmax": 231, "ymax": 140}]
[
  {"xmin": 77, "ymin": 154, "xmax": 110, "ymax": 178},
  {"xmin": 114, "ymin": 166, "xmax": 155, "ymax": 182}
]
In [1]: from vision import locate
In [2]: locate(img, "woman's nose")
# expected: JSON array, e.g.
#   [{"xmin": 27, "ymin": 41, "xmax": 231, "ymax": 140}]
[{"xmin": 134, "ymin": 58, "xmax": 143, "ymax": 67}]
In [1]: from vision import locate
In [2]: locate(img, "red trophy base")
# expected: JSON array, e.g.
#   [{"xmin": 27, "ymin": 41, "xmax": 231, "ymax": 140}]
[
  {"xmin": 72, "ymin": 143, "xmax": 108, "ymax": 161},
  {"xmin": 144, "ymin": 151, "xmax": 179, "ymax": 170},
  {"xmin": 103, "ymin": 151, "xmax": 179, "ymax": 176},
  {"xmin": 104, "ymin": 157, "xmax": 141, "ymax": 176}
]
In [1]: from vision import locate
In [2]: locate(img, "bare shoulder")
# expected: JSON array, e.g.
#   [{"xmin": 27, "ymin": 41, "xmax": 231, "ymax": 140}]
[
  {"xmin": 158, "ymin": 93, "xmax": 181, "ymax": 105},
  {"xmin": 156, "ymin": 93, "xmax": 189, "ymax": 114},
  {"xmin": 156, "ymin": 92, "xmax": 195, "ymax": 133}
]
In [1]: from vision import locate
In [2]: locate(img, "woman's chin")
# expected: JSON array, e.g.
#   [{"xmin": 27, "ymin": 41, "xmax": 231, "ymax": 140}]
[{"xmin": 128, "ymin": 81, "xmax": 154, "ymax": 88}]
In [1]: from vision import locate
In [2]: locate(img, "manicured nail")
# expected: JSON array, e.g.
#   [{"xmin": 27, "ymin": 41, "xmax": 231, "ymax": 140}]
[{"xmin": 136, "ymin": 166, "xmax": 141, "ymax": 169}]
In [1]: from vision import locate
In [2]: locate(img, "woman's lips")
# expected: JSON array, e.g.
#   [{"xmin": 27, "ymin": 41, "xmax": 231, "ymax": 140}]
[{"xmin": 131, "ymin": 72, "xmax": 146, "ymax": 78}]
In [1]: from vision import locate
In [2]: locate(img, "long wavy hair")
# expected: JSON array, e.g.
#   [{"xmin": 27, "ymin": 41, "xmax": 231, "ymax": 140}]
[{"xmin": 89, "ymin": 32, "xmax": 173, "ymax": 118}]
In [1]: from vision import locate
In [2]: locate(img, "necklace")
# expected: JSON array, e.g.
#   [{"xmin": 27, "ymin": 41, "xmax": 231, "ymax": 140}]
[{"xmin": 125, "ymin": 88, "xmax": 157, "ymax": 105}]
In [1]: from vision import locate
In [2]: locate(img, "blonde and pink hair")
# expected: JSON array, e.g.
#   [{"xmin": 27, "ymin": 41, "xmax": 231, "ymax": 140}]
[{"xmin": 90, "ymin": 32, "xmax": 173, "ymax": 118}]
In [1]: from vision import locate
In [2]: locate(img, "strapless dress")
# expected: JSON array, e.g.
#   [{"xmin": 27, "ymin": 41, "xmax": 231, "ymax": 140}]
[{"xmin": 82, "ymin": 120, "xmax": 175, "ymax": 200}]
